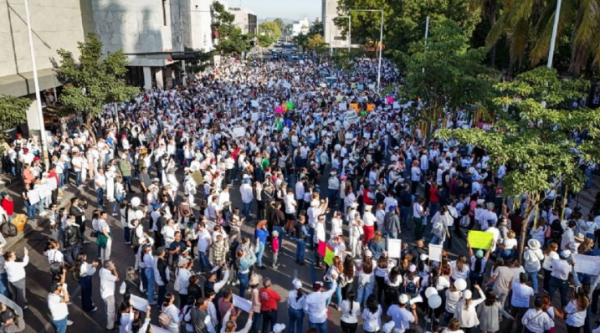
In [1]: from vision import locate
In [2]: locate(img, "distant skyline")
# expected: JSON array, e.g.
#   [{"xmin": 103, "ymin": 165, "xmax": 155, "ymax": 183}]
[{"xmin": 232, "ymin": 0, "xmax": 322, "ymax": 21}]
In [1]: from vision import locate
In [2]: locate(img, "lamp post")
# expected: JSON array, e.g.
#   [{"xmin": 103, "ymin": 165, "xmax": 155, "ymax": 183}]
[
  {"xmin": 547, "ymin": 0, "xmax": 562, "ymax": 68},
  {"xmin": 349, "ymin": 9, "xmax": 384, "ymax": 91},
  {"xmin": 337, "ymin": 15, "xmax": 351, "ymax": 53},
  {"xmin": 24, "ymin": 0, "xmax": 49, "ymax": 170}
]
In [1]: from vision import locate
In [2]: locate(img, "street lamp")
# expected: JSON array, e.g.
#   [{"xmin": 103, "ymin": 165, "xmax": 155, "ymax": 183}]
[
  {"xmin": 546, "ymin": 0, "xmax": 562, "ymax": 68},
  {"xmin": 337, "ymin": 15, "xmax": 351, "ymax": 53},
  {"xmin": 349, "ymin": 9, "xmax": 384, "ymax": 91},
  {"xmin": 24, "ymin": 0, "xmax": 49, "ymax": 170}
]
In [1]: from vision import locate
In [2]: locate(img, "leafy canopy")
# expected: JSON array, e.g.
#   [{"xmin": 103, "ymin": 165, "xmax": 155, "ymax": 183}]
[
  {"xmin": 436, "ymin": 67, "xmax": 600, "ymax": 199},
  {"xmin": 56, "ymin": 33, "xmax": 138, "ymax": 118},
  {"xmin": 211, "ymin": 1, "xmax": 251, "ymax": 55},
  {"xmin": 0, "ymin": 95, "xmax": 30, "ymax": 132}
]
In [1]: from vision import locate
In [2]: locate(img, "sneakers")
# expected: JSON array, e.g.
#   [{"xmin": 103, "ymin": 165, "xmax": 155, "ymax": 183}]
[{"xmin": 67, "ymin": 320, "xmax": 73, "ymax": 326}]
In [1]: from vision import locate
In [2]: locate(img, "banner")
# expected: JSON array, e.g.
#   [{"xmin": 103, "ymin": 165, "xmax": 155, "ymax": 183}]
[
  {"xmin": 468, "ymin": 230, "xmax": 494, "ymax": 249},
  {"xmin": 386, "ymin": 96, "xmax": 394, "ymax": 104},
  {"xmin": 339, "ymin": 102, "xmax": 347, "ymax": 111},
  {"xmin": 573, "ymin": 254, "xmax": 600, "ymax": 275},
  {"xmin": 344, "ymin": 111, "xmax": 360, "ymax": 125},
  {"xmin": 287, "ymin": 101, "xmax": 294, "ymax": 111}
]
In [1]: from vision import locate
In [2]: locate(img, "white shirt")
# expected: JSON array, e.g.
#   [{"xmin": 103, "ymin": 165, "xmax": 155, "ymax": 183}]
[
  {"xmin": 99, "ymin": 268, "xmax": 117, "ymax": 299},
  {"xmin": 5, "ymin": 255, "xmax": 28, "ymax": 282},
  {"xmin": 197, "ymin": 229, "xmax": 212, "ymax": 253},
  {"xmin": 387, "ymin": 305, "xmax": 415, "ymax": 332},
  {"xmin": 551, "ymin": 258, "xmax": 571, "ymax": 280},
  {"xmin": 48, "ymin": 292, "xmax": 69, "ymax": 320},
  {"xmin": 565, "ymin": 300, "xmax": 587, "ymax": 327},
  {"xmin": 304, "ymin": 282, "xmax": 337, "ymax": 324},
  {"xmin": 341, "ymin": 300, "xmax": 361, "ymax": 324},
  {"xmin": 511, "ymin": 281, "xmax": 534, "ymax": 308},
  {"xmin": 522, "ymin": 309, "xmax": 553, "ymax": 333},
  {"xmin": 284, "ymin": 193, "xmax": 297, "ymax": 214},
  {"xmin": 46, "ymin": 249, "xmax": 64, "ymax": 264},
  {"xmin": 240, "ymin": 183, "xmax": 254, "ymax": 203},
  {"xmin": 295, "ymin": 181, "xmax": 305, "ymax": 200},
  {"xmin": 362, "ymin": 305, "xmax": 382, "ymax": 332}
]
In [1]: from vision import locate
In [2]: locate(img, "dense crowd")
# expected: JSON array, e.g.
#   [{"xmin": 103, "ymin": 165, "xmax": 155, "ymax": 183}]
[{"xmin": 0, "ymin": 53, "xmax": 599, "ymax": 333}]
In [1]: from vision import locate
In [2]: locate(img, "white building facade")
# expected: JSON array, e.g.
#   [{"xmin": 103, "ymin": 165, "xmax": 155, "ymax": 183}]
[{"xmin": 322, "ymin": 0, "xmax": 349, "ymax": 48}]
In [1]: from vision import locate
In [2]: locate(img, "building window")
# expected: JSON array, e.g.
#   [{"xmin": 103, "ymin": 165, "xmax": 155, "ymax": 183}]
[{"xmin": 162, "ymin": 0, "xmax": 168, "ymax": 26}]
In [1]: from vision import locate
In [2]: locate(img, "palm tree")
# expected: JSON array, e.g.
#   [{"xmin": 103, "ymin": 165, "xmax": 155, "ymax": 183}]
[{"xmin": 486, "ymin": 0, "xmax": 600, "ymax": 76}]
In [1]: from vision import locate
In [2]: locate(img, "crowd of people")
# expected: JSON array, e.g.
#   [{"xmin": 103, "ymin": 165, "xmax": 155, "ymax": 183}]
[{"xmin": 0, "ymin": 51, "xmax": 599, "ymax": 333}]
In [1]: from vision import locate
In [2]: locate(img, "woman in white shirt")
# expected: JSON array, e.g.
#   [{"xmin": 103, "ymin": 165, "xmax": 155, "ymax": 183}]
[
  {"xmin": 453, "ymin": 285, "xmax": 486, "ymax": 331},
  {"xmin": 542, "ymin": 242, "xmax": 559, "ymax": 292},
  {"xmin": 444, "ymin": 281, "xmax": 463, "ymax": 325},
  {"xmin": 362, "ymin": 295, "xmax": 382, "ymax": 333},
  {"xmin": 500, "ymin": 230, "xmax": 518, "ymax": 260},
  {"xmin": 564, "ymin": 288, "xmax": 589, "ymax": 332},
  {"xmin": 4, "ymin": 248, "xmax": 29, "ymax": 309},
  {"xmin": 161, "ymin": 292, "xmax": 181, "ymax": 333},
  {"xmin": 287, "ymin": 279, "xmax": 305, "ymax": 333},
  {"xmin": 45, "ymin": 240, "xmax": 64, "ymax": 265},
  {"xmin": 356, "ymin": 252, "xmax": 375, "ymax": 306},
  {"xmin": 118, "ymin": 302, "xmax": 135, "ymax": 333},
  {"xmin": 175, "ymin": 260, "xmax": 193, "ymax": 305},
  {"xmin": 340, "ymin": 291, "xmax": 361, "ymax": 333},
  {"xmin": 523, "ymin": 239, "xmax": 544, "ymax": 293}
]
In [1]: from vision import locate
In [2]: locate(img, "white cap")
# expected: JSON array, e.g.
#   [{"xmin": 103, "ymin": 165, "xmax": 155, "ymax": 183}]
[
  {"xmin": 292, "ymin": 279, "xmax": 302, "ymax": 290},
  {"xmin": 463, "ymin": 290, "xmax": 473, "ymax": 299},
  {"xmin": 420, "ymin": 254, "xmax": 428, "ymax": 261},
  {"xmin": 399, "ymin": 294, "xmax": 409, "ymax": 304}
]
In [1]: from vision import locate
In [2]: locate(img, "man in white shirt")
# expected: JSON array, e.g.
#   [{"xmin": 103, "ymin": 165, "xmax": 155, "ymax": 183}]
[
  {"xmin": 98, "ymin": 211, "xmax": 112, "ymax": 263},
  {"xmin": 521, "ymin": 297, "xmax": 553, "ymax": 333},
  {"xmin": 387, "ymin": 294, "xmax": 418, "ymax": 332},
  {"xmin": 510, "ymin": 273, "xmax": 535, "ymax": 333},
  {"xmin": 48, "ymin": 282, "xmax": 73, "ymax": 331},
  {"xmin": 283, "ymin": 189, "xmax": 297, "ymax": 220},
  {"xmin": 295, "ymin": 178, "xmax": 307, "ymax": 209},
  {"xmin": 95, "ymin": 168, "xmax": 107, "ymax": 207},
  {"xmin": 99, "ymin": 260, "xmax": 119, "ymax": 331},
  {"xmin": 72, "ymin": 151, "xmax": 84, "ymax": 187},
  {"xmin": 4, "ymin": 248, "xmax": 29, "ymax": 309},
  {"xmin": 196, "ymin": 222, "xmax": 213, "ymax": 273},
  {"xmin": 549, "ymin": 250, "xmax": 573, "ymax": 308},
  {"xmin": 240, "ymin": 179, "xmax": 254, "ymax": 220},
  {"xmin": 304, "ymin": 281, "xmax": 337, "ymax": 333}
]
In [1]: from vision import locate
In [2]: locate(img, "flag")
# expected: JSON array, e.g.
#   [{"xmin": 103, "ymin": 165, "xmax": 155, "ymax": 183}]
[{"xmin": 317, "ymin": 240, "xmax": 335, "ymax": 266}]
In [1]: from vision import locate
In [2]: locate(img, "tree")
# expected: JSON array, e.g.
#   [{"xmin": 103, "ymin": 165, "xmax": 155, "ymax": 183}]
[
  {"xmin": 56, "ymin": 33, "xmax": 138, "ymax": 141},
  {"xmin": 273, "ymin": 18, "xmax": 285, "ymax": 32},
  {"xmin": 402, "ymin": 20, "xmax": 497, "ymax": 138},
  {"xmin": 211, "ymin": 1, "xmax": 251, "ymax": 55},
  {"xmin": 306, "ymin": 34, "xmax": 328, "ymax": 54},
  {"xmin": 258, "ymin": 21, "xmax": 283, "ymax": 46},
  {"xmin": 0, "ymin": 95, "xmax": 29, "ymax": 132},
  {"xmin": 183, "ymin": 47, "xmax": 213, "ymax": 74},
  {"xmin": 486, "ymin": 0, "xmax": 600, "ymax": 76},
  {"xmin": 436, "ymin": 67, "xmax": 600, "ymax": 261}
]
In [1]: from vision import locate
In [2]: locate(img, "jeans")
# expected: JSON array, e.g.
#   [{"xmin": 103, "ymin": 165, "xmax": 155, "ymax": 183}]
[
  {"xmin": 24, "ymin": 202, "xmax": 36, "ymax": 220},
  {"xmin": 157, "ymin": 284, "xmax": 167, "ymax": 306},
  {"xmin": 252, "ymin": 312, "xmax": 262, "ymax": 333},
  {"xmin": 79, "ymin": 276, "xmax": 94, "ymax": 311},
  {"xmin": 357, "ymin": 282, "xmax": 374, "ymax": 305},
  {"xmin": 96, "ymin": 188, "xmax": 104, "ymax": 207},
  {"xmin": 400, "ymin": 206, "xmax": 411, "ymax": 225},
  {"xmin": 0, "ymin": 273, "xmax": 10, "ymax": 298},
  {"xmin": 198, "ymin": 251, "xmax": 212, "ymax": 273},
  {"xmin": 549, "ymin": 276, "xmax": 569, "ymax": 308},
  {"xmin": 75, "ymin": 171, "xmax": 82, "ymax": 187},
  {"xmin": 261, "ymin": 309, "xmax": 278, "ymax": 333},
  {"xmin": 238, "ymin": 272, "xmax": 249, "ymax": 297},
  {"xmin": 528, "ymin": 270, "xmax": 539, "ymax": 292},
  {"xmin": 243, "ymin": 202, "xmax": 252, "ymax": 220},
  {"xmin": 429, "ymin": 202, "xmax": 440, "ymax": 218},
  {"xmin": 52, "ymin": 317, "xmax": 68, "ymax": 333},
  {"xmin": 430, "ymin": 235, "xmax": 444, "ymax": 245},
  {"xmin": 64, "ymin": 245, "xmax": 79, "ymax": 267},
  {"xmin": 145, "ymin": 267, "xmax": 155, "ymax": 303},
  {"xmin": 309, "ymin": 321, "xmax": 328, "ymax": 333},
  {"xmin": 288, "ymin": 308, "xmax": 304, "ymax": 333},
  {"xmin": 257, "ymin": 241, "xmax": 265, "ymax": 267},
  {"xmin": 295, "ymin": 239, "xmax": 306, "ymax": 262}
]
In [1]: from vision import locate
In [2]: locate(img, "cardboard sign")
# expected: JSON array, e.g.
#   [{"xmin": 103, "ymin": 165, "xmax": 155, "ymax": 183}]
[
  {"xmin": 339, "ymin": 102, "xmax": 347, "ymax": 111},
  {"xmin": 233, "ymin": 127, "xmax": 246, "ymax": 138},
  {"xmin": 367, "ymin": 104, "xmax": 375, "ymax": 112},
  {"xmin": 287, "ymin": 101, "xmax": 294, "ymax": 111},
  {"xmin": 468, "ymin": 230, "xmax": 494, "ymax": 249},
  {"xmin": 429, "ymin": 244, "xmax": 443, "ymax": 262},
  {"xmin": 350, "ymin": 103, "xmax": 359, "ymax": 111},
  {"xmin": 232, "ymin": 294, "xmax": 252, "ymax": 312},
  {"xmin": 344, "ymin": 111, "xmax": 360, "ymax": 125},
  {"xmin": 573, "ymin": 254, "xmax": 600, "ymax": 275},
  {"xmin": 388, "ymin": 239, "xmax": 402, "ymax": 258}
]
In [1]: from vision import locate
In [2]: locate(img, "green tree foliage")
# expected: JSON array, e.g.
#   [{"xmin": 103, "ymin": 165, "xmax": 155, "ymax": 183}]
[
  {"xmin": 273, "ymin": 18, "xmax": 285, "ymax": 32},
  {"xmin": 211, "ymin": 1, "xmax": 251, "ymax": 55},
  {"xmin": 258, "ymin": 21, "xmax": 283, "ymax": 47},
  {"xmin": 183, "ymin": 47, "xmax": 213, "ymax": 74},
  {"xmin": 294, "ymin": 21, "xmax": 324, "ymax": 51},
  {"xmin": 56, "ymin": 33, "xmax": 138, "ymax": 139},
  {"xmin": 486, "ymin": 0, "xmax": 600, "ymax": 76},
  {"xmin": 436, "ymin": 67, "xmax": 600, "ymax": 260},
  {"xmin": 306, "ymin": 34, "xmax": 328, "ymax": 54},
  {"xmin": 0, "ymin": 95, "xmax": 30, "ymax": 132},
  {"xmin": 337, "ymin": 0, "xmax": 479, "ymax": 69},
  {"xmin": 403, "ymin": 20, "xmax": 497, "ymax": 136}
]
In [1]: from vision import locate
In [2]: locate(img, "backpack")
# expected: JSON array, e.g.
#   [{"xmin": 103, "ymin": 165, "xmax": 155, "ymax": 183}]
[
  {"xmin": 405, "ymin": 279, "xmax": 418, "ymax": 296},
  {"xmin": 550, "ymin": 220, "xmax": 563, "ymax": 241},
  {"xmin": 131, "ymin": 226, "xmax": 141, "ymax": 248},
  {"xmin": 0, "ymin": 220, "xmax": 17, "ymax": 237}
]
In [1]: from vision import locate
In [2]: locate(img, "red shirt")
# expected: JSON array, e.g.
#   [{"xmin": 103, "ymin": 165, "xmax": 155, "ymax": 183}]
[
  {"xmin": 429, "ymin": 187, "xmax": 439, "ymax": 203},
  {"xmin": 259, "ymin": 287, "xmax": 281, "ymax": 311},
  {"xmin": 1, "ymin": 199, "xmax": 14, "ymax": 216}
]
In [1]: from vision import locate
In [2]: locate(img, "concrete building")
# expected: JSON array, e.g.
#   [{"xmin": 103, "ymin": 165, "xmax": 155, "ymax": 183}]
[
  {"xmin": 322, "ymin": 0, "xmax": 349, "ymax": 48},
  {"xmin": 229, "ymin": 6, "xmax": 256, "ymax": 34},
  {"xmin": 186, "ymin": 0, "xmax": 214, "ymax": 52},
  {"xmin": 0, "ymin": 0, "xmax": 86, "ymax": 137},
  {"xmin": 291, "ymin": 17, "xmax": 310, "ymax": 37}
]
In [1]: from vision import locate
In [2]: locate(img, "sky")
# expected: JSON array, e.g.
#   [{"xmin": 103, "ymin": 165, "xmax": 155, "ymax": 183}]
[{"xmin": 233, "ymin": 0, "xmax": 322, "ymax": 21}]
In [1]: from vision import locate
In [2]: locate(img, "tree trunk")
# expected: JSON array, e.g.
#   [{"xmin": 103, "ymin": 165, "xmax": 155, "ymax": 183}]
[{"xmin": 518, "ymin": 194, "xmax": 540, "ymax": 263}]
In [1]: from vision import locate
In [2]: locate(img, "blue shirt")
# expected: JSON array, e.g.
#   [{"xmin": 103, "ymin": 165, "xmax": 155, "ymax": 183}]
[{"xmin": 256, "ymin": 229, "xmax": 268, "ymax": 244}]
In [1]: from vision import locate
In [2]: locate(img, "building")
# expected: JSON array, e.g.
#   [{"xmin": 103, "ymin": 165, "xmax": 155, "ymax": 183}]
[
  {"xmin": 291, "ymin": 17, "xmax": 310, "ymax": 37},
  {"xmin": 322, "ymin": 0, "xmax": 349, "ymax": 48},
  {"xmin": 185, "ymin": 0, "xmax": 215, "ymax": 53},
  {"xmin": 0, "ymin": 0, "xmax": 86, "ymax": 137},
  {"xmin": 229, "ymin": 6, "xmax": 256, "ymax": 34}
]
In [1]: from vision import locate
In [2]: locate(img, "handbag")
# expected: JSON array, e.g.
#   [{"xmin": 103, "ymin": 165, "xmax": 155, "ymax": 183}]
[
  {"xmin": 95, "ymin": 232, "xmax": 112, "ymax": 248},
  {"xmin": 90, "ymin": 229, "xmax": 99, "ymax": 238}
]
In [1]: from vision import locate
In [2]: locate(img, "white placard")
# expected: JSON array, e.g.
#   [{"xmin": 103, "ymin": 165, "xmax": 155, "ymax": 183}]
[
  {"xmin": 339, "ymin": 102, "xmax": 347, "ymax": 111},
  {"xmin": 48, "ymin": 178, "xmax": 58, "ymax": 190},
  {"xmin": 368, "ymin": 84, "xmax": 375, "ymax": 90},
  {"xmin": 251, "ymin": 100, "xmax": 258, "ymax": 107},
  {"xmin": 130, "ymin": 294, "xmax": 149, "ymax": 312},
  {"xmin": 0, "ymin": 294, "xmax": 22, "ymax": 317},
  {"xmin": 289, "ymin": 68, "xmax": 295, "ymax": 73},
  {"xmin": 573, "ymin": 254, "xmax": 600, "ymax": 275},
  {"xmin": 283, "ymin": 82, "xmax": 292, "ymax": 89},
  {"xmin": 233, "ymin": 127, "xmax": 246, "ymax": 138},
  {"xmin": 344, "ymin": 111, "xmax": 360, "ymax": 125},
  {"xmin": 429, "ymin": 244, "xmax": 443, "ymax": 262},
  {"xmin": 232, "ymin": 294, "xmax": 252, "ymax": 313},
  {"xmin": 294, "ymin": 76, "xmax": 300, "ymax": 82},
  {"xmin": 393, "ymin": 102, "xmax": 400, "ymax": 109},
  {"xmin": 27, "ymin": 189, "xmax": 40, "ymax": 205},
  {"xmin": 388, "ymin": 239, "xmax": 402, "ymax": 258},
  {"xmin": 251, "ymin": 112, "xmax": 259, "ymax": 122},
  {"xmin": 269, "ymin": 64, "xmax": 275, "ymax": 71},
  {"xmin": 151, "ymin": 325, "xmax": 172, "ymax": 333}
]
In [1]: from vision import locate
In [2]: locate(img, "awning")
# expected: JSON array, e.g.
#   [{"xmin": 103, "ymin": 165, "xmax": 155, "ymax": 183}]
[{"xmin": 0, "ymin": 68, "xmax": 60, "ymax": 97}]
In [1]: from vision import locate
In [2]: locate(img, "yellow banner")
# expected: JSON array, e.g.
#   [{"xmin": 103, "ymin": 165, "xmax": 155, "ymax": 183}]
[{"xmin": 468, "ymin": 230, "xmax": 494, "ymax": 249}]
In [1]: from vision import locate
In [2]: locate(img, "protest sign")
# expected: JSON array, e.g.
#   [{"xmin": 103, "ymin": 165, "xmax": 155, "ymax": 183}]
[
  {"xmin": 344, "ymin": 111, "xmax": 360, "ymax": 125},
  {"xmin": 367, "ymin": 104, "xmax": 375, "ymax": 112},
  {"xmin": 324, "ymin": 250, "xmax": 335, "ymax": 265},
  {"xmin": 251, "ymin": 112, "xmax": 259, "ymax": 122},
  {"xmin": 429, "ymin": 244, "xmax": 443, "ymax": 262},
  {"xmin": 388, "ymin": 239, "xmax": 402, "ymax": 258},
  {"xmin": 233, "ymin": 127, "xmax": 246, "ymax": 138},
  {"xmin": 275, "ymin": 106, "xmax": 283, "ymax": 114},
  {"xmin": 27, "ymin": 189, "xmax": 40, "ymax": 205},
  {"xmin": 283, "ymin": 82, "xmax": 292, "ymax": 89},
  {"xmin": 294, "ymin": 76, "xmax": 300, "ymax": 82},
  {"xmin": 0, "ymin": 294, "xmax": 22, "ymax": 317},
  {"xmin": 393, "ymin": 102, "xmax": 400, "ymax": 109},
  {"xmin": 289, "ymin": 68, "xmax": 295, "ymax": 73},
  {"xmin": 130, "ymin": 294, "xmax": 149, "ymax": 312},
  {"xmin": 232, "ymin": 294, "xmax": 252, "ymax": 312},
  {"xmin": 350, "ymin": 103, "xmax": 359, "ymax": 111},
  {"xmin": 386, "ymin": 96, "xmax": 394, "ymax": 104},
  {"xmin": 336, "ymin": 95, "xmax": 343, "ymax": 102},
  {"xmin": 282, "ymin": 104, "xmax": 288, "ymax": 112},
  {"xmin": 251, "ymin": 100, "xmax": 258, "ymax": 107},
  {"xmin": 468, "ymin": 230, "xmax": 494, "ymax": 249},
  {"xmin": 287, "ymin": 101, "xmax": 294, "ymax": 111},
  {"xmin": 357, "ymin": 83, "xmax": 364, "ymax": 90},
  {"xmin": 573, "ymin": 254, "xmax": 600, "ymax": 275},
  {"xmin": 339, "ymin": 102, "xmax": 347, "ymax": 111}
]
